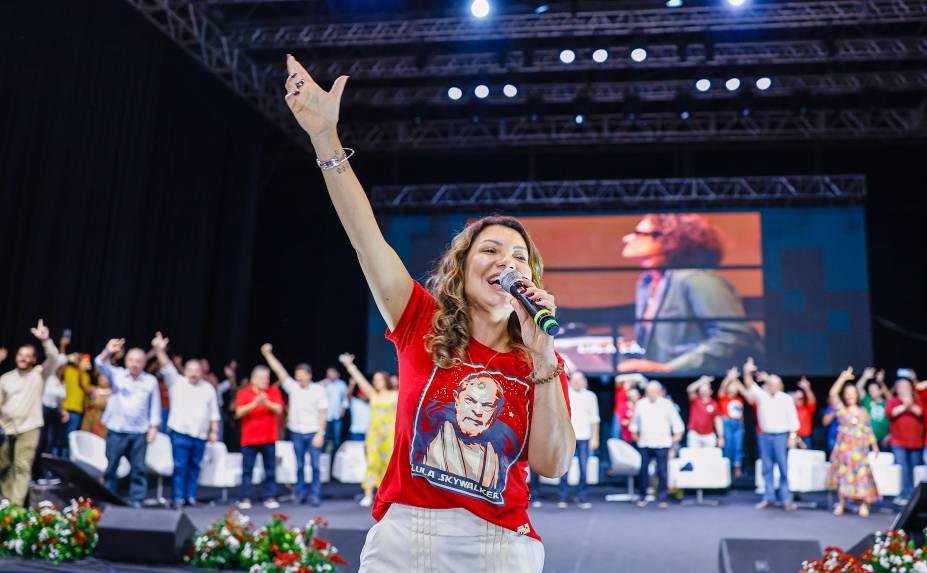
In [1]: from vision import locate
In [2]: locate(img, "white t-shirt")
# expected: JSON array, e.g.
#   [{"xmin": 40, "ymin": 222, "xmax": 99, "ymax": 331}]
[
  {"xmin": 630, "ymin": 396, "xmax": 685, "ymax": 449},
  {"xmin": 160, "ymin": 364, "xmax": 221, "ymax": 440},
  {"xmin": 349, "ymin": 396, "xmax": 371, "ymax": 434},
  {"xmin": 747, "ymin": 384, "xmax": 800, "ymax": 434},
  {"xmin": 282, "ymin": 378, "xmax": 328, "ymax": 435},
  {"xmin": 42, "ymin": 355, "xmax": 68, "ymax": 408},
  {"xmin": 568, "ymin": 387, "xmax": 600, "ymax": 441}
]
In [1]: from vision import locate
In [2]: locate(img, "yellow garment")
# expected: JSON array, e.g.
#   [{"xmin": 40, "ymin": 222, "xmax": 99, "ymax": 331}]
[
  {"xmin": 363, "ymin": 390, "xmax": 398, "ymax": 490},
  {"xmin": 61, "ymin": 365, "xmax": 90, "ymax": 413}
]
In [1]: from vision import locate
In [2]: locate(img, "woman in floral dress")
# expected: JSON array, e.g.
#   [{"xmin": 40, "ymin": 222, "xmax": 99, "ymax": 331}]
[
  {"xmin": 827, "ymin": 367, "xmax": 880, "ymax": 517},
  {"xmin": 339, "ymin": 353, "xmax": 399, "ymax": 507}
]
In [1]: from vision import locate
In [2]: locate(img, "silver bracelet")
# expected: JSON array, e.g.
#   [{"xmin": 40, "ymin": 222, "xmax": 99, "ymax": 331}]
[{"xmin": 316, "ymin": 147, "xmax": 354, "ymax": 171}]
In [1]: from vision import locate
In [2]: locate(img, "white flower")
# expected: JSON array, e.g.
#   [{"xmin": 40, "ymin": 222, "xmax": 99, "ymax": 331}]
[
  {"xmin": 227, "ymin": 536, "xmax": 240, "ymax": 551},
  {"xmin": 913, "ymin": 561, "xmax": 927, "ymax": 573}
]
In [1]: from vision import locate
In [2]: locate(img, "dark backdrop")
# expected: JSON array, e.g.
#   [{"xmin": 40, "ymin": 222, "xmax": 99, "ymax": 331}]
[{"xmin": 0, "ymin": 1, "xmax": 924, "ymax": 382}]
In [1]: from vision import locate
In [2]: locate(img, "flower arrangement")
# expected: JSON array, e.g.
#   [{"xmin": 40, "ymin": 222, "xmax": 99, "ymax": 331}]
[
  {"xmin": 188, "ymin": 510, "xmax": 348, "ymax": 573},
  {"xmin": 0, "ymin": 498, "xmax": 101, "ymax": 563},
  {"xmin": 802, "ymin": 530, "xmax": 927, "ymax": 573}
]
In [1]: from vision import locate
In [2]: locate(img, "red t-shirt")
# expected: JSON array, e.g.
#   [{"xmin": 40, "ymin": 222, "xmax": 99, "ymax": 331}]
[
  {"xmin": 718, "ymin": 395, "xmax": 745, "ymax": 422},
  {"xmin": 373, "ymin": 281, "xmax": 570, "ymax": 542},
  {"xmin": 887, "ymin": 397, "xmax": 925, "ymax": 449},
  {"xmin": 236, "ymin": 386, "xmax": 283, "ymax": 446},
  {"xmin": 688, "ymin": 398, "xmax": 720, "ymax": 435},
  {"xmin": 796, "ymin": 402, "xmax": 816, "ymax": 438}
]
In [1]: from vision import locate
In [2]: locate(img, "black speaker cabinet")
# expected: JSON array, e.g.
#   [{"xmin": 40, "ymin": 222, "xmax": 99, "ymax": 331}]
[
  {"xmin": 719, "ymin": 538, "xmax": 821, "ymax": 573},
  {"xmin": 96, "ymin": 506, "xmax": 196, "ymax": 564}
]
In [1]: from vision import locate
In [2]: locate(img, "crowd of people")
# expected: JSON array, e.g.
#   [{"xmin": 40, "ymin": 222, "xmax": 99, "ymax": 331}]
[
  {"xmin": 1, "ymin": 320, "xmax": 923, "ymax": 519},
  {"xmin": 0, "ymin": 321, "xmax": 397, "ymax": 510}
]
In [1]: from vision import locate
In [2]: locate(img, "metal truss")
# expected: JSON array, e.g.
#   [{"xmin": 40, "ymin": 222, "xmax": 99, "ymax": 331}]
[
  {"xmin": 344, "ymin": 70, "xmax": 927, "ymax": 106},
  {"xmin": 230, "ymin": 0, "xmax": 927, "ymax": 49},
  {"xmin": 369, "ymin": 175, "xmax": 867, "ymax": 211},
  {"xmin": 340, "ymin": 106, "xmax": 927, "ymax": 149},
  {"xmin": 299, "ymin": 37, "xmax": 927, "ymax": 81},
  {"xmin": 125, "ymin": 0, "xmax": 305, "ymax": 146}
]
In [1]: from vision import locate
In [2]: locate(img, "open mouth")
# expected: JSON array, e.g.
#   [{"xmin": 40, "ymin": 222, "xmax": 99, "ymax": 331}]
[{"xmin": 487, "ymin": 274, "xmax": 504, "ymax": 291}]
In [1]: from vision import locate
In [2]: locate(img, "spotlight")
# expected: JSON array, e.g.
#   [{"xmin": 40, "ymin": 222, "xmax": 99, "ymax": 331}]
[
  {"xmin": 666, "ymin": 0, "xmax": 683, "ymax": 6},
  {"xmin": 560, "ymin": 49, "xmax": 576, "ymax": 64},
  {"xmin": 727, "ymin": 0, "xmax": 746, "ymax": 6},
  {"xmin": 592, "ymin": 48, "xmax": 609, "ymax": 63},
  {"xmin": 474, "ymin": 84, "xmax": 489, "ymax": 99},
  {"xmin": 470, "ymin": 0, "xmax": 490, "ymax": 18},
  {"xmin": 755, "ymin": 77, "xmax": 772, "ymax": 91},
  {"xmin": 503, "ymin": 84, "xmax": 518, "ymax": 98},
  {"xmin": 534, "ymin": 3, "xmax": 550, "ymax": 13},
  {"xmin": 725, "ymin": 77, "xmax": 741, "ymax": 91},
  {"xmin": 447, "ymin": 87, "xmax": 463, "ymax": 100},
  {"xmin": 630, "ymin": 47, "xmax": 648, "ymax": 63},
  {"xmin": 575, "ymin": 114, "xmax": 585, "ymax": 124},
  {"xmin": 695, "ymin": 78, "xmax": 711, "ymax": 92},
  {"xmin": 680, "ymin": 111, "xmax": 690, "ymax": 120},
  {"xmin": 740, "ymin": 107, "xmax": 751, "ymax": 117}
]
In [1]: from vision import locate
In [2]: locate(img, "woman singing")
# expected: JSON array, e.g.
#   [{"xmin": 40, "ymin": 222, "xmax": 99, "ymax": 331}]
[{"xmin": 283, "ymin": 56, "xmax": 574, "ymax": 572}]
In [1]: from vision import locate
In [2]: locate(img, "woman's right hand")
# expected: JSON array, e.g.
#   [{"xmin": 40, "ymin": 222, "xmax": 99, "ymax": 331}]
[{"xmin": 284, "ymin": 54, "xmax": 348, "ymax": 142}]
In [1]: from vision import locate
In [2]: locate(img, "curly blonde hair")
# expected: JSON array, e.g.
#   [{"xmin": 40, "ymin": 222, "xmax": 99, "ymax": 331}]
[{"xmin": 424, "ymin": 216, "xmax": 545, "ymax": 369}]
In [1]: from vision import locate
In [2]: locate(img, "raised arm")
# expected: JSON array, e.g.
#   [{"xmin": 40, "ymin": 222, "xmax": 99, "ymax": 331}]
[
  {"xmin": 855, "ymin": 367, "xmax": 875, "ymax": 395},
  {"xmin": 339, "ymin": 353, "xmax": 375, "ymax": 399},
  {"xmin": 95, "ymin": 338, "xmax": 124, "ymax": 383},
  {"xmin": 828, "ymin": 367, "xmax": 855, "ymax": 405},
  {"xmin": 686, "ymin": 375, "xmax": 713, "ymax": 401},
  {"xmin": 798, "ymin": 377, "xmax": 816, "ymax": 406},
  {"xmin": 31, "ymin": 319, "xmax": 59, "ymax": 380},
  {"xmin": 260, "ymin": 343, "xmax": 291, "ymax": 384},
  {"xmin": 284, "ymin": 56, "xmax": 413, "ymax": 331},
  {"xmin": 718, "ymin": 367, "xmax": 738, "ymax": 394},
  {"xmin": 876, "ymin": 369, "xmax": 892, "ymax": 400}
]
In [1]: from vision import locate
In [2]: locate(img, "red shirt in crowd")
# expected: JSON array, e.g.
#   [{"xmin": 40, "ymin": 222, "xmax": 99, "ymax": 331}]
[
  {"xmin": 688, "ymin": 398, "xmax": 720, "ymax": 435},
  {"xmin": 614, "ymin": 384, "xmax": 636, "ymax": 440},
  {"xmin": 236, "ymin": 385, "xmax": 284, "ymax": 446},
  {"xmin": 795, "ymin": 402, "xmax": 816, "ymax": 438},
  {"xmin": 887, "ymin": 396, "xmax": 925, "ymax": 449},
  {"xmin": 718, "ymin": 395, "xmax": 745, "ymax": 422},
  {"xmin": 373, "ymin": 281, "xmax": 570, "ymax": 542}
]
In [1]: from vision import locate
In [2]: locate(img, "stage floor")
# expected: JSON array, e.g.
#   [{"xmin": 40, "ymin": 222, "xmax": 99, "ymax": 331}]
[{"xmin": 2, "ymin": 485, "xmax": 895, "ymax": 573}]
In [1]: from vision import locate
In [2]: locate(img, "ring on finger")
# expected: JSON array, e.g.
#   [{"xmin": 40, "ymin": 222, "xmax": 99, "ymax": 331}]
[{"xmin": 295, "ymin": 79, "xmax": 305, "ymax": 89}]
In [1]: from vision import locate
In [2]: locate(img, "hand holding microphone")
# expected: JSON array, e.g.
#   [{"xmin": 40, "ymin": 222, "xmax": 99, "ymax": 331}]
[{"xmin": 499, "ymin": 267, "xmax": 560, "ymax": 337}]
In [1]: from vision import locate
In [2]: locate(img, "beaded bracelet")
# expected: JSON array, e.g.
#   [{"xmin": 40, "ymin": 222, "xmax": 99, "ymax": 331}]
[{"xmin": 528, "ymin": 361, "xmax": 564, "ymax": 385}]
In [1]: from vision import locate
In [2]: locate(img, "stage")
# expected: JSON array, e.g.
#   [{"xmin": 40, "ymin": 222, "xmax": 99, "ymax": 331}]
[{"xmin": 1, "ymin": 485, "xmax": 893, "ymax": 573}]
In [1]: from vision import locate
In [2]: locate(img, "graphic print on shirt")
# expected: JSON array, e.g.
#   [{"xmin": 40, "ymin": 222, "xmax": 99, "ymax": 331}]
[{"xmin": 410, "ymin": 362, "xmax": 530, "ymax": 506}]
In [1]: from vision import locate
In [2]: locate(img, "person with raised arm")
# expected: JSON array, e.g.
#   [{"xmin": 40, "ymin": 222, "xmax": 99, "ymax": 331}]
[
  {"xmin": 685, "ymin": 375, "xmax": 724, "ymax": 449},
  {"xmin": 793, "ymin": 377, "xmax": 817, "ymax": 449},
  {"xmin": 856, "ymin": 367, "xmax": 892, "ymax": 447},
  {"xmin": 261, "ymin": 343, "xmax": 328, "ymax": 506},
  {"xmin": 743, "ymin": 357, "xmax": 799, "ymax": 511},
  {"xmin": 94, "ymin": 337, "xmax": 161, "ymax": 507},
  {"xmin": 718, "ymin": 367, "xmax": 749, "ymax": 477},
  {"xmin": 150, "ymin": 332, "xmax": 220, "ymax": 508},
  {"xmin": 234, "ymin": 360, "xmax": 284, "ymax": 510},
  {"xmin": 827, "ymin": 367, "xmax": 879, "ymax": 517},
  {"xmin": 339, "ymin": 353, "xmax": 397, "ymax": 508},
  {"xmin": 283, "ymin": 54, "xmax": 572, "ymax": 571},
  {"xmin": 0, "ymin": 320, "xmax": 60, "ymax": 506}
]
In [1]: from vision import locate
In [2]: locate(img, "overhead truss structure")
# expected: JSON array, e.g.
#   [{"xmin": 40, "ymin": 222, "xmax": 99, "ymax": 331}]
[
  {"xmin": 230, "ymin": 0, "xmax": 927, "ymax": 48},
  {"xmin": 126, "ymin": 0, "xmax": 927, "ymax": 149},
  {"xmin": 369, "ymin": 175, "xmax": 867, "ymax": 212}
]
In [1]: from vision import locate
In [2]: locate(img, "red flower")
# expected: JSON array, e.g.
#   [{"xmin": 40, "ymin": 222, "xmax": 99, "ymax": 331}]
[
  {"xmin": 311, "ymin": 537, "xmax": 331, "ymax": 551},
  {"xmin": 273, "ymin": 551, "xmax": 300, "ymax": 566},
  {"xmin": 330, "ymin": 553, "xmax": 349, "ymax": 565},
  {"xmin": 272, "ymin": 512, "xmax": 289, "ymax": 521}
]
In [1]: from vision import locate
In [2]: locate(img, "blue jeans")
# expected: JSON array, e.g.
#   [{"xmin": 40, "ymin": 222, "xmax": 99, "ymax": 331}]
[
  {"xmin": 348, "ymin": 432, "xmax": 366, "ymax": 441},
  {"xmin": 801, "ymin": 436, "xmax": 813, "ymax": 449},
  {"xmin": 325, "ymin": 417, "xmax": 343, "ymax": 454},
  {"xmin": 559, "ymin": 439, "xmax": 590, "ymax": 502},
  {"xmin": 638, "ymin": 447, "xmax": 669, "ymax": 502},
  {"xmin": 241, "ymin": 443, "xmax": 277, "ymax": 500},
  {"xmin": 721, "ymin": 419, "xmax": 744, "ymax": 469},
  {"xmin": 170, "ymin": 431, "xmax": 207, "ymax": 502},
  {"xmin": 611, "ymin": 416, "xmax": 622, "ymax": 441},
  {"xmin": 62, "ymin": 411, "xmax": 83, "ymax": 459},
  {"xmin": 894, "ymin": 445, "xmax": 922, "ymax": 499},
  {"xmin": 104, "ymin": 431, "xmax": 148, "ymax": 503},
  {"xmin": 528, "ymin": 469, "xmax": 542, "ymax": 500},
  {"xmin": 758, "ymin": 432, "xmax": 792, "ymax": 504},
  {"xmin": 291, "ymin": 432, "xmax": 322, "ymax": 499}
]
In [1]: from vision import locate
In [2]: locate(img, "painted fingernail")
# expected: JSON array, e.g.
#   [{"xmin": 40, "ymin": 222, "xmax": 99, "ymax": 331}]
[{"xmin": 288, "ymin": 72, "xmax": 297, "ymax": 79}]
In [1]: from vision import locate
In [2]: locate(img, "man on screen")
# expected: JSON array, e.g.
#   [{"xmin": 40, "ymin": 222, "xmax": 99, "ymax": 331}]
[{"xmin": 618, "ymin": 214, "xmax": 763, "ymax": 374}]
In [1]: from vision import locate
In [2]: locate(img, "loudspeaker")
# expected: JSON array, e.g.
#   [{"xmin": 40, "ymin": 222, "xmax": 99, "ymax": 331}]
[
  {"xmin": 39, "ymin": 454, "xmax": 127, "ymax": 506},
  {"xmin": 719, "ymin": 538, "xmax": 821, "ymax": 573},
  {"xmin": 848, "ymin": 483, "xmax": 927, "ymax": 556},
  {"xmin": 96, "ymin": 506, "xmax": 196, "ymax": 564}
]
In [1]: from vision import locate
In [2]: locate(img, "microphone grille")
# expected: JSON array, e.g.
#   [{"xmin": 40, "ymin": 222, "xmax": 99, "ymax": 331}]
[{"xmin": 499, "ymin": 267, "xmax": 523, "ymax": 291}]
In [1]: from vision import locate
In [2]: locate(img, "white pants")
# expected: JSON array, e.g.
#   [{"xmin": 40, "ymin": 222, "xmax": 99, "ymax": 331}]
[
  {"xmin": 687, "ymin": 431, "xmax": 718, "ymax": 448},
  {"xmin": 359, "ymin": 504, "xmax": 545, "ymax": 573}
]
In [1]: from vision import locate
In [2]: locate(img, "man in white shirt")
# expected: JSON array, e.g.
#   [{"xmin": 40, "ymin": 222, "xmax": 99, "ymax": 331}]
[
  {"xmin": 262, "ymin": 344, "xmax": 328, "ymax": 506},
  {"xmin": 0, "ymin": 319, "xmax": 59, "ymax": 506},
  {"xmin": 743, "ymin": 357, "xmax": 799, "ymax": 511},
  {"xmin": 558, "ymin": 372, "xmax": 600, "ymax": 510},
  {"xmin": 151, "ymin": 332, "xmax": 220, "ymax": 508},
  {"xmin": 630, "ymin": 381, "xmax": 685, "ymax": 509}
]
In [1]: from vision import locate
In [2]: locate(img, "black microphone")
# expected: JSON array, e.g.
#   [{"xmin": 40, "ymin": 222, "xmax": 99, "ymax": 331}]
[{"xmin": 499, "ymin": 267, "xmax": 561, "ymax": 336}]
